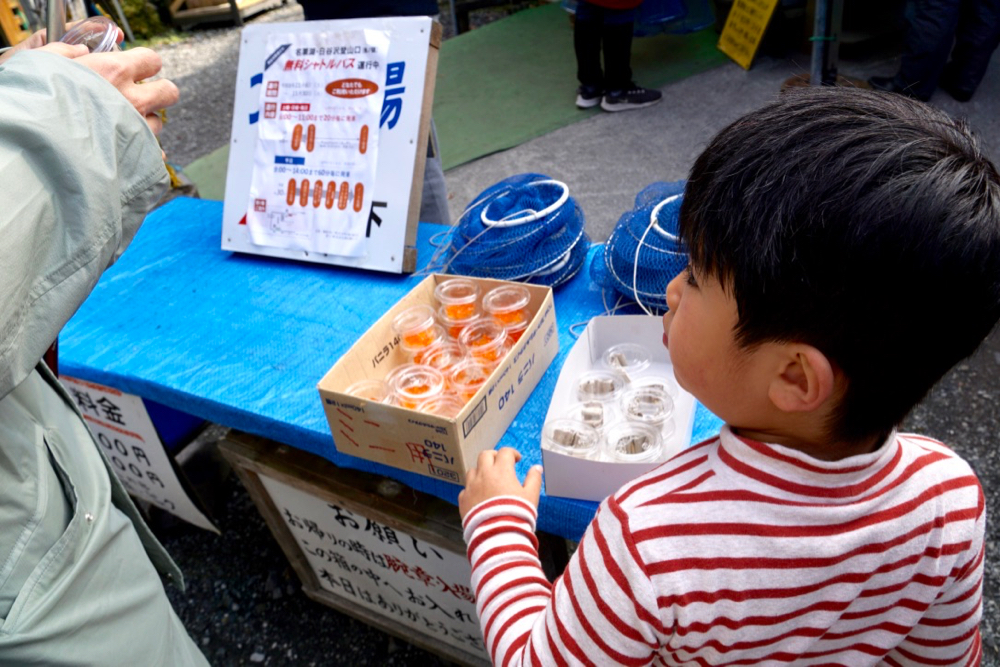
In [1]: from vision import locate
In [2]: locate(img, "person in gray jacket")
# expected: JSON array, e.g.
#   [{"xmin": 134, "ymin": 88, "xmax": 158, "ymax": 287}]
[{"xmin": 0, "ymin": 35, "xmax": 207, "ymax": 665}]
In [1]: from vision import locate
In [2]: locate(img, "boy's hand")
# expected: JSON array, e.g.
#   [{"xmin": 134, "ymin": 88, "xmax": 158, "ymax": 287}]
[{"xmin": 458, "ymin": 447, "xmax": 543, "ymax": 520}]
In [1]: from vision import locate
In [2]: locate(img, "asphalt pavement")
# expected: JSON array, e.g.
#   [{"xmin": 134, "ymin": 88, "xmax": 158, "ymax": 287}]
[{"xmin": 152, "ymin": 2, "xmax": 1000, "ymax": 664}]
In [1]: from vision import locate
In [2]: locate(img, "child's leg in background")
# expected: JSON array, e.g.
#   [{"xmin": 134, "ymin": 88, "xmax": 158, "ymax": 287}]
[{"xmin": 573, "ymin": 1, "xmax": 607, "ymax": 107}]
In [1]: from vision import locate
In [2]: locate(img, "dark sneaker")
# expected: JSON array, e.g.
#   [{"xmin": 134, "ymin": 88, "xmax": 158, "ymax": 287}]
[
  {"xmin": 576, "ymin": 85, "xmax": 604, "ymax": 109},
  {"xmin": 867, "ymin": 75, "xmax": 929, "ymax": 101},
  {"xmin": 938, "ymin": 77, "xmax": 974, "ymax": 102},
  {"xmin": 601, "ymin": 85, "xmax": 663, "ymax": 112}
]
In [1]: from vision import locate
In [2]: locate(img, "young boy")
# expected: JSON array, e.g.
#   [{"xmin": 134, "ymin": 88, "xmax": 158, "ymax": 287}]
[{"xmin": 458, "ymin": 87, "xmax": 995, "ymax": 665}]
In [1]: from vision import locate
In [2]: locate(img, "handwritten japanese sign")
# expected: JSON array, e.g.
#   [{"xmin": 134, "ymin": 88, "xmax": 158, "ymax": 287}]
[
  {"xmin": 259, "ymin": 474, "xmax": 487, "ymax": 660},
  {"xmin": 61, "ymin": 376, "xmax": 219, "ymax": 533},
  {"xmin": 717, "ymin": 0, "xmax": 780, "ymax": 70}
]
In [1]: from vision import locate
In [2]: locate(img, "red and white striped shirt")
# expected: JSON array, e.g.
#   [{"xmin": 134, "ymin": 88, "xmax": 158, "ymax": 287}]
[{"xmin": 463, "ymin": 427, "xmax": 985, "ymax": 666}]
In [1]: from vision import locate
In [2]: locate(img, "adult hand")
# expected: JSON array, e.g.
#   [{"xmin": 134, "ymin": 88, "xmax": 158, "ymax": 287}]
[
  {"xmin": 74, "ymin": 48, "xmax": 179, "ymax": 136},
  {"xmin": 458, "ymin": 447, "xmax": 543, "ymax": 520},
  {"xmin": 0, "ymin": 23, "xmax": 124, "ymax": 64}
]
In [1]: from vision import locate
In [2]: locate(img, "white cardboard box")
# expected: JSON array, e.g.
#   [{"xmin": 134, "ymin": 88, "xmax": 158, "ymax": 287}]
[
  {"xmin": 318, "ymin": 275, "xmax": 558, "ymax": 485},
  {"xmin": 541, "ymin": 315, "xmax": 695, "ymax": 502}
]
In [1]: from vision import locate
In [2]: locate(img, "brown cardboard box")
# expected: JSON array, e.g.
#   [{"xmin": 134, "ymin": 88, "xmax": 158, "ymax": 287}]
[{"xmin": 318, "ymin": 275, "xmax": 558, "ymax": 485}]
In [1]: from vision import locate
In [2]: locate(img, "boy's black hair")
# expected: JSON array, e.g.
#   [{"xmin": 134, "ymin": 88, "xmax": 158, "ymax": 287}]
[{"xmin": 679, "ymin": 86, "xmax": 1000, "ymax": 444}]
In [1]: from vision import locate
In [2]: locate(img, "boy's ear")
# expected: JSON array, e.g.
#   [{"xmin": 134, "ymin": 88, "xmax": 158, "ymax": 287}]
[{"xmin": 767, "ymin": 345, "xmax": 836, "ymax": 413}]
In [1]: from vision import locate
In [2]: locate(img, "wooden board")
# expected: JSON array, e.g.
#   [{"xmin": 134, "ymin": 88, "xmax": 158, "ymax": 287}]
[{"xmin": 219, "ymin": 431, "xmax": 491, "ymax": 666}]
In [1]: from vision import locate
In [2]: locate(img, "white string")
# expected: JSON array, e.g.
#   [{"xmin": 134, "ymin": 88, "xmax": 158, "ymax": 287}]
[
  {"xmin": 480, "ymin": 180, "xmax": 570, "ymax": 227},
  {"xmin": 632, "ymin": 194, "xmax": 681, "ymax": 315}
]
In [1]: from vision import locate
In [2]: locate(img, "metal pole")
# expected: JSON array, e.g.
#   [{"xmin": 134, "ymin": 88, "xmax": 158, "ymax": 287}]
[
  {"xmin": 108, "ymin": 0, "xmax": 134, "ymax": 42},
  {"xmin": 809, "ymin": 0, "xmax": 828, "ymax": 86},
  {"xmin": 46, "ymin": 0, "xmax": 66, "ymax": 42}
]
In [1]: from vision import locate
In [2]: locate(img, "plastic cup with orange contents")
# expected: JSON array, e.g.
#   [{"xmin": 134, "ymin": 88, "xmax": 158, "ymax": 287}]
[
  {"xmin": 437, "ymin": 304, "xmax": 479, "ymax": 340},
  {"xmin": 458, "ymin": 317, "xmax": 510, "ymax": 365},
  {"xmin": 483, "ymin": 285, "xmax": 531, "ymax": 343},
  {"xmin": 434, "ymin": 279, "xmax": 480, "ymax": 321},
  {"xmin": 392, "ymin": 305, "xmax": 444, "ymax": 358},
  {"xmin": 387, "ymin": 363, "xmax": 447, "ymax": 410},
  {"xmin": 413, "ymin": 340, "xmax": 466, "ymax": 375},
  {"xmin": 447, "ymin": 357, "xmax": 494, "ymax": 403},
  {"xmin": 417, "ymin": 395, "xmax": 465, "ymax": 419},
  {"xmin": 345, "ymin": 378, "xmax": 390, "ymax": 403}
]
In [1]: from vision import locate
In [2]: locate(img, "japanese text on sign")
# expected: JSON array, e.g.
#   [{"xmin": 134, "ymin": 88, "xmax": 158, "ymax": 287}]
[
  {"xmin": 247, "ymin": 29, "xmax": 390, "ymax": 257},
  {"xmin": 717, "ymin": 0, "xmax": 781, "ymax": 70},
  {"xmin": 260, "ymin": 474, "xmax": 486, "ymax": 659},
  {"xmin": 61, "ymin": 376, "xmax": 218, "ymax": 533}
]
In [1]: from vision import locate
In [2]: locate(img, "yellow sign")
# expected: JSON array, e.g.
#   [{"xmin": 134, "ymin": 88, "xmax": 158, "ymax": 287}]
[{"xmin": 717, "ymin": 0, "xmax": 781, "ymax": 70}]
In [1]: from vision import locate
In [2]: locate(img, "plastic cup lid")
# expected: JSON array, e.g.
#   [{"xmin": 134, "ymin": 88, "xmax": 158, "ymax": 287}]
[
  {"xmin": 434, "ymin": 278, "xmax": 480, "ymax": 305},
  {"xmin": 392, "ymin": 304, "xmax": 437, "ymax": 336},
  {"xmin": 543, "ymin": 418, "xmax": 600, "ymax": 457},
  {"xmin": 60, "ymin": 16, "xmax": 120, "ymax": 53},
  {"xmin": 483, "ymin": 284, "xmax": 531, "ymax": 314}
]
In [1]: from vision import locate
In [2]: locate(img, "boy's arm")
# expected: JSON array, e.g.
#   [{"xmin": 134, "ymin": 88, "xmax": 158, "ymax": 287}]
[
  {"xmin": 883, "ymin": 485, "xmax": 985, "ymax": 666},
  {"xmin": 460, "ymin": 448, "xmax": 661, "ymax": 665}
]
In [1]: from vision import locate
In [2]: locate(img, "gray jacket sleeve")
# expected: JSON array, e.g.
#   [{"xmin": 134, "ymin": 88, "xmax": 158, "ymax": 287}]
[{"xmin": 0, "ymin": 50, "xmax": 169, "ymax": 400}]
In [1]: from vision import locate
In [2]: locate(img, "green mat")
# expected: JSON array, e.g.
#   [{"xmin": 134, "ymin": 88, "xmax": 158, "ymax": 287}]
[
  {"xmin": 434, "ymin": 3, "xmax": 728, "ymax": 170},
  {"xmin": 184, "ymin": 5, "xmax": 727, "ymax": 197}
]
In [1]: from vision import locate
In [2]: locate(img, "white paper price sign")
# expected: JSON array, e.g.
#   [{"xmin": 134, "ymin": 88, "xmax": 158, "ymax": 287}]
[
  {"xmin": 260, "ymin": 474, "xmax": 488, "ymax": 660},
  {"xmin": 61, "ymin": 376, "xmax": 219, "ymax": 533}
]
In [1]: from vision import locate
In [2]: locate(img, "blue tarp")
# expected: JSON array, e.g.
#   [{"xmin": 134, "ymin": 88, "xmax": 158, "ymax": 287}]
[{"xmin": 61, "ymin": 197, "xmax": 722, "ymax": 540}]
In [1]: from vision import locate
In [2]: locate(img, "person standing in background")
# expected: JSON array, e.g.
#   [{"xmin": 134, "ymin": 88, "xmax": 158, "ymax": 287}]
[
  {"xmin": 868, "ymin": 0, "xmax": 1000, "ymax": 102},
  {"xmin": 573, "ymin": 0, "xmax": 663, "ymax": 111}
]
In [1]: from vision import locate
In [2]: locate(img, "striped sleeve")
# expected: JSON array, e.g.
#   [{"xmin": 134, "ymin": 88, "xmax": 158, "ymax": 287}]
[
  {"xmin": 463, "ymin": 495, "xmax": 660, "ymax": 666},
  {"xmin": 883, "ymin": 480, "xmax": 985, "ymax": 667}
]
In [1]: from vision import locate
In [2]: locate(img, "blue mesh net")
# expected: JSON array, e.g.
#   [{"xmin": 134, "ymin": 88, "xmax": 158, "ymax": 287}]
[
  {"xmin": 435, "ymin": 173, "xmax": 591, "ymax": 287},
  {"xmin": 590, "ymin": 181, "xmax": 689, "ymax": 313}
]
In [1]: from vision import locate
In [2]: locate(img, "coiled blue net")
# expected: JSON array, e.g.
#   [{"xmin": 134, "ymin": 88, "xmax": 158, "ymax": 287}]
[
  {"xmin": 429, "ymin": 173, "xmax": 591, "ymax": 287},
  {"xmin": 590, "ymin": 181, "xmax": 689, "ymax": 313}
]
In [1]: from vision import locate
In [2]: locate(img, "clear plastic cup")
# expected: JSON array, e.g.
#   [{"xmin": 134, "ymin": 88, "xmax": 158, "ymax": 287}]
[
  {"xmin": 447, "ymin": 357, "xmax": 493, "ymax": 403},
  {"xmin": 575, "ymin": 370, "xmax": 627, "ymax": 404},
  {"xmin": 620, "ymin": 385, "xmax": 673, "ymax": 424},
  {"xmin": 413, "ymin": 340, "xmax": 466, "ymax": 374},
  {"xmin": 542, "ymin": 418, "xmax": 600, "ymax": 459},
  {"xmin": 504, "ymin": 319, "xmax": 529, "ymax": 344},
  {"xmin": 345, "ymin": 378, "xmax": 390, "ymax": 403},
  {"xmin": 602, "ymin": 343, "xmax": 651, "ymax": 379},
  {"xmin": 416, "ymin": 395, "xmax": 465, "ymax": 419},
  {"xmin": 60, "ymin": 16, "xmax": 121, "ymax": 53},
  {"xmin": 483, "ymin": 285, "xmax": 531, "ymax": 332},
  {"xmin": 603, "ymin": 421, "xmax": 663, "ymax": 463},
  {"xmin": 437, "ymin": 304, "xmax": 480, "ymax": 340},
  {"xmin": 392, "ymin": 305, "xmax": 442, "ymax": 355},
  {"xmin": 387, "ymin": 363, "xmax": 447, "ymax": 409},
  {"xmin": 563, "ymin": 401, "xmax": 616, "ymax": 432},
  {"xmin": 458, "ymin": 317, "xmax": 509, "ymax": 365},
  {"xmin": 630, "ymin": 374, "xmax": 679, "ymax": 397},
  {"xmin": 434, "ymin": 279, "xmax": 480, "ymax": 321}
]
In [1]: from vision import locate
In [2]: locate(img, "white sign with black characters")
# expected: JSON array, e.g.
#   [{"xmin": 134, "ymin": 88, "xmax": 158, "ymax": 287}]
[
  {"xmin": 260, "ymin": 473, "xmax": 487, "ymax": 660},
  {"xmin": 61, "ymin": 375, "xmax": 218, "ymax": 533}
]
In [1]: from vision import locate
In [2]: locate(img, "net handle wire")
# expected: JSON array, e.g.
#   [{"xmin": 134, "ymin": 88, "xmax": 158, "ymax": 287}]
[
  {"xmin": 480, "ymin": 179, "xmax": 570, "ymax": 228},
  {"xmin": 632, "ymin": 194, "xmax": 682, "ymax": 315}
]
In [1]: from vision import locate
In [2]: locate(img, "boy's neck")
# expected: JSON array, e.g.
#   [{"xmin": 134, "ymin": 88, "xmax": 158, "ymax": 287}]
[{"xmin": 729, "ymin": 425, "xmax": 887, "ymax": 461}]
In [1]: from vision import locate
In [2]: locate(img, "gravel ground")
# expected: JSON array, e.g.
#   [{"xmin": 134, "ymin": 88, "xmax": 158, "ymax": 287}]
[{"xmin": 150, "ymin": 3, "xmax": 999, "ymax": 665}]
